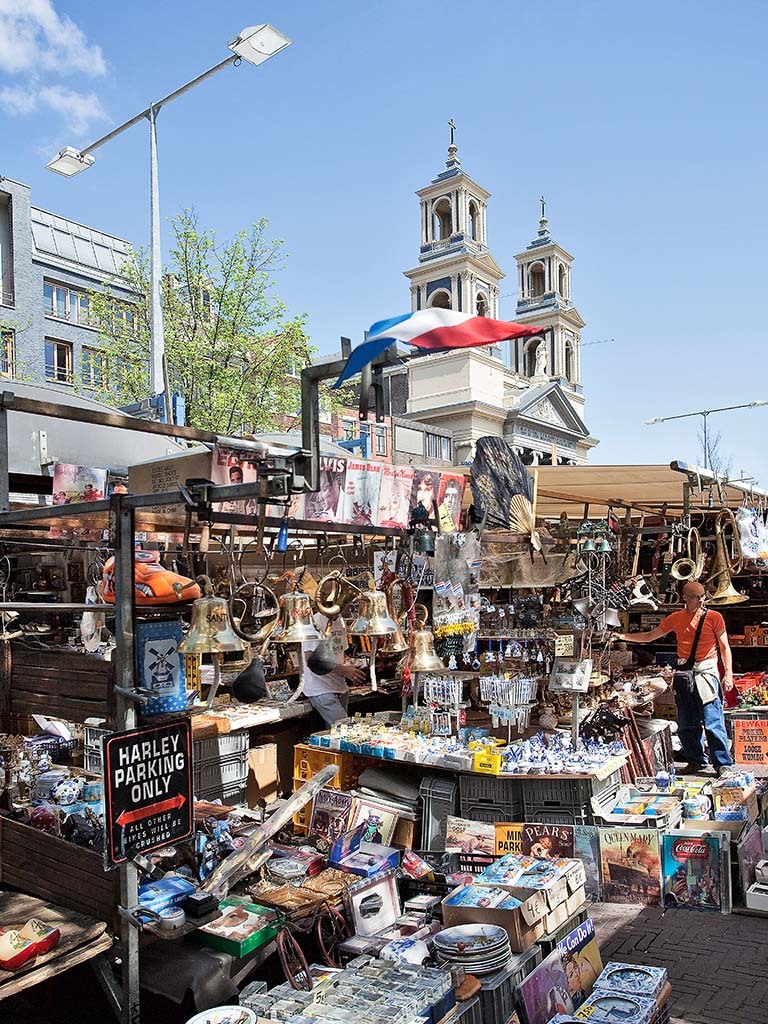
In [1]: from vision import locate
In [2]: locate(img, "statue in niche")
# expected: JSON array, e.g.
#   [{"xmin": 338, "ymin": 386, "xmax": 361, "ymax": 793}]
[{"xmin": 534, "ymin": 343, "xmax": 547, "ymax": 377}]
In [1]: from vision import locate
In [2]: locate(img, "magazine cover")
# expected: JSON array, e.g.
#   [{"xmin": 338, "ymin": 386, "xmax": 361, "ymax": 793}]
[
  {"xmin": 304, "ymin": 456, "xmax": 347, "ymax": 523},
  {"xmin": 348, "ymin": 797, "xmax": 398, "ymax": 845},
  {"xmin": 410, "ymin": 468, "xmax": 440, "ymax": 513},
  {"xmin": 522, "ymin": 824, "xmax": 575, "ymax": 859},
  {"xmin": 556, "ymin": 917, "xmax": 603, "ymax": 1010},
  {"xmin": 574, "ymin": 825, "xmax": 602, "ymax": 902},
  {"xmin": 52, "ymin": 463, "xmax": 107, "ymax": 504},
  {"xmin": 445, "ymin": 815, "xmax": 496, "ymax": 857},
  {"xmin": 344, "ymin": 460, "xmax": 382, "ymax": 526},
  {"xmin": 599, "ymin": 828, "xmax": 662, "ymax": 905},
  {"xmin": 377, "ymin": 465, "xmax": 414, "ymax": 528},
  {"xmin": 309, "ymin": 788, "xmax": 354, "ymax": 844},
  {"xmin": 662, "ymin": 830, "xmax": 730, "ymax": 913},
  {"xmin": 436, "ymin": 472, "xmax": 466, "ymax": 530},
  {"xmin": 518, "ymin": 946, "xmax": 574, "ymax": 1024},
  {"xmin": 210, "ymin": 447, "xmax": 258, "ymax": 516},
  {"xmin": 738, "ymin": 823, "xmax": 763, "ymax": 896},
  {"xmin": 495, "ymin": 823, "xmax": 524, "ymax": 856}
]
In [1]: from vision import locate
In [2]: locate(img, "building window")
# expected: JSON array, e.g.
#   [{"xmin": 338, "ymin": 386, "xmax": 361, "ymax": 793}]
[
  {"xmin": 426, "ymin": 432, "xmax": 451, "ymax": 460},
  {"xmin": 319, "ymin": 399, "xmax": 332, "ymax": 424},
  {"xmin": 342, "ymin": 418, "xmax": 356, "ymax": 441},
  {"xmin": 82, "ymin": 346, "xmax": 106, "ymax": 389},
  {"xmin": 45, "ymin": 339, "xmax": 73, "ymax": 384},
  {"xmin": 432, "ymin": 197, "xmax": 452, "ymax": 240},
  {"xmin": 529, "ymin": 263, "xmax": 545, "ymax": 298},
  {"xmin": 0, "ymin": 330, "xmax": 15, "ymax": 377},
  {"xmin": 43, "ymin": 280, "xmax": 91, "ymax": 325},
  {"xmin": 469, "ymin": 200, "xmax": 478, "ymax": 240},
  {"xmin": 441, "ymin": 436, "xmax": 451, "ymax": 461},
  {"xmin": 375, "ymin": 426, "xmax": 387, "ymax": 456}
]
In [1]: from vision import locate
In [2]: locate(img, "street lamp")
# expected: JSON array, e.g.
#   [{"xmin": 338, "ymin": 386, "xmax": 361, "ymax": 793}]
[
  {"xmin": 45, "ymin": 24, "xmax": 292, "ymax": 421},
  {"xmin": 646, "ymin": 401, "xmax": 768, "ymax": 470}
]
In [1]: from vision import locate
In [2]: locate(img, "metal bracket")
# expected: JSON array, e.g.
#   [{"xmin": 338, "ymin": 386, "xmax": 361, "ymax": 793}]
[{"xmin": 114, "ymin": 685, "xmax": 161, "ymax": 704}]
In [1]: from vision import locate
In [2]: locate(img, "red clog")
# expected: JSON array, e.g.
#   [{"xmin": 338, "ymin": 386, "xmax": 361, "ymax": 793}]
[
  {"xmin": 0, "ymin": 929, "xmax": 37, "ymax": 971},
  {"xmin": 20, "ymin": 918, "xmax": 61, "ymax": 956}
]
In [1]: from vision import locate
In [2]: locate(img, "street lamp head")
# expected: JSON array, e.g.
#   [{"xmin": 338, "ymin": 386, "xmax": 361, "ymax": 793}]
[
  {"xmin": 228, "ymin": 24, "xmax": 292, "ymax": 65},
  {"xmin": 46, "ymin": 146, "xmax": 95, "ymax": 177},
  {"xmin": 749, "ymin": 401, "xmax": 768, "ymax": 408},
  {"xmin": 646, "ymin": 417, "xmax": 664, "ymax": 425}
]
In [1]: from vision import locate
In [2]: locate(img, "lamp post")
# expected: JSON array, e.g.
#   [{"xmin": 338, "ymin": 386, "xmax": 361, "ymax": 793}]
[
  {"xmin": 646, "ymin": 401, "xmax": 768, "ymax": 470},
  {"xmin": 45, "ymin": 25, "xmax": 292, "ymax": 422}
]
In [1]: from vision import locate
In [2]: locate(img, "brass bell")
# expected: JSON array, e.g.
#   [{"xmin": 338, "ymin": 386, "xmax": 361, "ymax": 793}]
[
  {"xmin": 407, "ymin": 605, "xmax": 444, "ymax": 672},
  {"xmin": 178, "ymin": 578, "xmax": 245, "ymax": 655},
  {"xmin": 350, "ymin": 590, "xmax": 399, "ymax": 637},
  {"xmin": 271, "ymin": 590, "xmax": 322, "ymax": 643},
  {"xmin": 379, "ymin": 578, "xmax": 409, "ymax": 653}
]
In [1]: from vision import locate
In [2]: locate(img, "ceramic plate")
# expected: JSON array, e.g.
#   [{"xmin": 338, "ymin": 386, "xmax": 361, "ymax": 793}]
[{"xmin": 184, "ymin": 1007, "xmax": 257, "ymax": 1024}]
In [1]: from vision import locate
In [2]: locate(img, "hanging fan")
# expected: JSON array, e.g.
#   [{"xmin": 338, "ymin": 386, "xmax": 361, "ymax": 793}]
[{"xmin": 470, "ymin": 436, "xmax": 541, "ymax": 550}]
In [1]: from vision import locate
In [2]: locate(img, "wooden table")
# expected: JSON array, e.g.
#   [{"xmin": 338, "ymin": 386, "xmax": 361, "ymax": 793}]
[{"xmin": 0, "ymin": 891, "xmax": 113, "ymax": 1001}]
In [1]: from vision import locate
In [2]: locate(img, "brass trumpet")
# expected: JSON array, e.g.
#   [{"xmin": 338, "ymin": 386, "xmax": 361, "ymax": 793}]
[
  {"xmin": 670, "ymin": 527, "xmax": 705, "ymax": 582},
  {"xmin": 707, "ymin": 508, "xmax": 748, "ymax": 605}
]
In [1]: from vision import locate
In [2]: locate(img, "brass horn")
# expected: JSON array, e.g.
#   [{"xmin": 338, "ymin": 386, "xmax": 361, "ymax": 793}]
[
  {"xmin": 671, "ymin": 527, "xmax": 705, "ymax": 582},
  {"xmin": 229, "ymin": 581, "xmax": 281, "ymax": 645},
  {"xmin": 315, "ymin": 570, "xmax": 363, "ymax": 620},
  {"xmin": 707, "ymin": 508, "xmax": 748, "ymax": 605}
]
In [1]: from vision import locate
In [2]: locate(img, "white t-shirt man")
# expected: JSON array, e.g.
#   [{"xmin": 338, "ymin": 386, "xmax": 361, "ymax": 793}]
[{"xmin": 302, "ymin": 615, "xmax": 365, "ymax": 726}]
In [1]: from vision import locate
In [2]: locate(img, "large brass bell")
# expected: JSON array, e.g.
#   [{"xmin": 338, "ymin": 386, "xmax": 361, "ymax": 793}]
[
  {"xmin": 349, "ymin": 589, "xmax": 399, "ymax": 637},
  {"xmin": 271, "ymin": 576, "xmax": 322, "ymax": 643},
  {"xmin": 178, "ymin": 578, "xmax": 246, "ymax": 655},
  {"xmin": 379, "ymin": 578, "xmax": 409, "ymax": 654},
  {"xmin": 407, "ymin": 605, "xmax": 444, "ymax": 672}
]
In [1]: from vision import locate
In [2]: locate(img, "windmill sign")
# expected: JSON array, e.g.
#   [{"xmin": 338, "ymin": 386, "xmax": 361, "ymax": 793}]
[{"xmin": 103, "ymin": 719, "xmax": 193, "ymax": 867}]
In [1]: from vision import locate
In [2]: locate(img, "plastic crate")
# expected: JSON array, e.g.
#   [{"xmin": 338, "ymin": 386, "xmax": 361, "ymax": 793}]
[
  {"xmin": 84, "ymin": 749, "xmax": 103, "ymax": 774},
  {"xmin": 461, "ymin": 802, "xmax": 524, "ymax": 825},
  {"xmin": 195, "ymin": 752, "xmax": 249, "ymax": 792},
  {"xmin": 293, "ymin": 743, "xmax": 372, "ymax": 791},
  {"xmin": 84, "ymin": 724, "xmax": 110, "ymax": 750},
  {"xmin": 522, "ymin": 770, "xmax": 622, "ymax": 824},
  {"xmin": 420, "ymin": 776, "xmax": 460, "ymax": 851},
  {"xmin": 293, "ymin": 804, "xmax": 311, "ymax": 835},
  {"xmin": 524, "ymin": 804, "xmax": 591, "ymax": 826},
  {"xmin": 477, "ymin": 966, "xmax": 517, "ymax": 1024},
  {"xmin": 453, "ymin": 996, "xmax": 482, "ymax": 1024},
  {"xmin": 536, "ymin": 905, "xmax": 590, "ymax": 955},
  {"xmin": 459, "ymin": 775, "xmax": 524, "ymax": 820},
  {"xmin": 193, "ymin": 731, "xmax": 249, "ymax": 764},
  {"xmin": 197, "ymin": 782, "xmax": 248, "ymax": 808}
]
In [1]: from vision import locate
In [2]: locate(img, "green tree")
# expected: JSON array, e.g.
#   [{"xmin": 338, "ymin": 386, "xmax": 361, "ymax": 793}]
[{"xmin": 88, "ymin": 210, "xmax": 340, "ymax": 434}]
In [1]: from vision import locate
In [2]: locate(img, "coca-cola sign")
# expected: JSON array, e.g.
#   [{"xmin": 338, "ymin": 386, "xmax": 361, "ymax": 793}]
[{"xmin": 672, "ymin": 839, "xmax": 709, "ymax": 860}]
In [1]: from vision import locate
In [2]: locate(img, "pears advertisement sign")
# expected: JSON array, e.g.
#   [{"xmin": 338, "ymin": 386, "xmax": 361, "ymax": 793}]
[{"xmin": 103, "ymin": 719, "xmax": 193, "ymax": 867}]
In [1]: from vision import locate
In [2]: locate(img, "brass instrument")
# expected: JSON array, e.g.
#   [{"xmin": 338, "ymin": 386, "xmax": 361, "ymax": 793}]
[
  {"xmin": 315, "ymin": 570, "xmax": 363, "ymax": 620},
  {"xmin": 707, "ymin": 508, "xmax": 748, "ymax": 605},
  {"xmin": 670, "ymin": 527, "xmax": 705, "ymax": 582}
]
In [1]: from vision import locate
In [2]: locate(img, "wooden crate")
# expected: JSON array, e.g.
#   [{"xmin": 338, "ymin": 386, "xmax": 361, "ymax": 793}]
[
  {"xmin": 0, "ymin": 818, "xmax": 119, "ymax": 927},
  {"xmin": 1, "ymin": 645, "xmax": 115, "ymax": 728}
]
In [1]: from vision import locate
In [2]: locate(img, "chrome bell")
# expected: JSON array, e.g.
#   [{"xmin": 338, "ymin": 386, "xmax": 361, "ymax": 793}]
[
  {"xmin": 572, "ymin": 597, "xmax": 593, "ymax": 618},
  {"xmin": 178, "ymin": 579, "xmax": 245, "ymax": 655},
  {"xmin": 350, "ymin": 590, "xmax": 399, "ymax": 637},
  {"xmin": 600, "ymin": 607, "xmax": 623, "ymax": 630},
  {"xmin": 271, "ymin": 589, "xmax": 322, "ymax": 643}
]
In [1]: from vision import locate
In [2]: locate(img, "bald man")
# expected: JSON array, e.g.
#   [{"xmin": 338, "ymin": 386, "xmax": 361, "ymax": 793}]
[{"xmin": 618, "ymin": 581, "xmax": 734, "ymax": 775}]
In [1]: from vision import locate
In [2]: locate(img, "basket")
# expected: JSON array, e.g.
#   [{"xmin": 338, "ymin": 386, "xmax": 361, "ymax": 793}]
[
  {"xmin": 524, "ymin": 804, "xmax": 591, "ymax": 826},
  {"xmin": 477, "ymin": 966, "xmax": 519, "ymax": 1024}
]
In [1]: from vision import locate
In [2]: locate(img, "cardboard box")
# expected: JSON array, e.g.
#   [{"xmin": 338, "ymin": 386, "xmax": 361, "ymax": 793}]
[
  {"xmin": 754, "ymin": 859, "xmax": 768, "ymax": 883},
  {"xmin": 442, "ymin": 884, "xmax": 546, "ymax": 952},
  {"xmin": 194, "ymin": 897, "xmax": 279, "ymax": 956},
  {"xmin": 679, "ymin": 818, "xmax": 745, "ymax": 842},
  {"xmin": 247, "ymin": 744, "xmax": 278, "ymax": 806},
  {"xmin": 712, "ymin": 781, "xmax": 756, "ymax": 807},
  {"xmin": 128, "ymin": 449, "xmax": 213, "ymax": 516},
  {"xmin": 329, "ymin": 823, "xmax": 400, "ymax": 877},
  {"xmin": 745, "ymin": 881, "xmax": 768, "ymax": 913}
]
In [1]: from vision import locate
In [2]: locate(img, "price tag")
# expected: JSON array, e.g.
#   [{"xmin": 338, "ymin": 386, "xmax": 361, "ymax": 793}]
[{"xmin": 554, "ymin": 634, "xmax": 575, "ymax": 657}]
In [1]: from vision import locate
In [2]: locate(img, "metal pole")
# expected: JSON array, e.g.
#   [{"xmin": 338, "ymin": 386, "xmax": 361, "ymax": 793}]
[
  {"xmin": 0, "ymin": 402, "xmax": 8, "ymax": 513},
  {"xmin": 148, "ymin": 106, "xmax": 165, "ymax": 408},
  {"xmin": 702, "ymin": 412, "xmax": 709, "ymax": 470},
  {"xmin": 111, "ymin": 494, "xmax": 140, "ymax": 1024}
]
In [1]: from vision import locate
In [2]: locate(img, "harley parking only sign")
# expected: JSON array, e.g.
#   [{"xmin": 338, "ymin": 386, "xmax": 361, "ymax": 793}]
[{"xmin": 103, "ymin": 719, "xmax": 193, "ymax": 868}]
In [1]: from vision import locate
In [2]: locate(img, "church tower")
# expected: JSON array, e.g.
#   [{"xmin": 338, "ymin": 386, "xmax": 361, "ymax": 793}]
[
  {"xmin": 510, "ymin": 200, "xmax": 586, "ymax": 422},
  {"xmin": 403, "ymin": 125, "xmax": 505, "ymax": 329}
]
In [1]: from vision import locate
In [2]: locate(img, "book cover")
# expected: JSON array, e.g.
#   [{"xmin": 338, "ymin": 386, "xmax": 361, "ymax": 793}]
[
  {"xmin": 52, "ymin": 462, "xmax": 107, "ymax": 504},
  {"xmin": 409, "ymin": 468, "xmax": 441, "ymax": 513},
  {"xmin": 443, "ymin": 885, "xmax": 520, "ymax": 910},
  {"xmin": 436, "ymin": 472, "xmax": 466, "ymax": 530},
  {"xmin": 522, "ymin": 823, "xmax": 575, "ymax": 859},
  {"xmin": 738, "ymin": 823, "xmax": 763, "ymax": 896},
  {"xmin": 574, "ymin": 825, "xmax": 602, "ymax": 902},
  {"xmin": 556, "ymin": 917, "xmax": 603, "ymax": 1010},
  {"xmin": 377, "ymin": 465, "xmax": 414, "ymax": 528},
  {"xmin": 304, "ymin": 456, "xmax": 347, "ymax": 523},
  {"xmin": 344, "ymin": 460, "xmax": 382, "ymax": 527},
  {"xmin": 495, "ymin": 822, "xmax": 524, "ymax": 856},
  {"xmin": 309, "ymin": 787, "xmax": 354, "ymax": 844},
  {"xmin": 599, "ymin": 828, "xmax": 662, "ymax": 905},
  {"xmin": 445, "ymin": 815, "xmax": 496, "ymax": 857},
  {"xmin": 348, "ymin": 797, "xmax": 398, "ymax": 845},
  {"xmin": 518, "ymin": 947, "xmax": 574, "ymax": 1024},
  {"xmin": 662, "ymin": 830, "xmax": 730, "ymax": 913}
]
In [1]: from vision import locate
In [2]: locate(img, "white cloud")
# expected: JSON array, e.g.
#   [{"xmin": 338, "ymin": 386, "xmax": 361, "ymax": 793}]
[
  {"xmin": 38, "ymin": 83, "xmax": 106, "ymax": 135},
  {"xmin": 0, "ymin": 83, "xmax": 37, "ymax": 115},
  {"xmin": 0, "ymin": 0, "xmax": 106, "ymax": 77}
]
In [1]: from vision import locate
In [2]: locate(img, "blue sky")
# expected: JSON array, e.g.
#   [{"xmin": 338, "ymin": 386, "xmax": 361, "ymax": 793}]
[{"xmin": 1, "ymin": 1, "xmax": 767, "ymax": 481}]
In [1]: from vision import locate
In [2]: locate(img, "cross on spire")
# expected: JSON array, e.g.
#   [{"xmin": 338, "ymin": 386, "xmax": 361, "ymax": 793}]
[
  {"xmin": 540, "ymin": 195, "xmax": 546, "ymax": 219},
  {"xmin": 448, "ymin": 118, "xmax": 456, "ymax": 146}
]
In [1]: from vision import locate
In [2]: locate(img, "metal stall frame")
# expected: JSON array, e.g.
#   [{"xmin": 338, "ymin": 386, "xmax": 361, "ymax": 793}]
[{"xmin": 0, "ymin": 390, "xmax": 409, "ymax": 1023}]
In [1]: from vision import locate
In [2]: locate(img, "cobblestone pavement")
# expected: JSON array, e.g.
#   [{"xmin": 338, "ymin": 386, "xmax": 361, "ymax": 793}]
[{"xmin": 590, "ymin": 902, "xmax": 768, "ymax": 1024}]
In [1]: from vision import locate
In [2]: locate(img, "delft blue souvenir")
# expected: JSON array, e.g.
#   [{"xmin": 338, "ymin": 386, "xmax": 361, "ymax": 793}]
[
  {"xmin": 575, "ymin": 990, "xmax": 657, "ymax": 1023},
  {"xmin": 595, "ymin": 962, "xmax": 667, "ymax": 1000},
  {"xmin": 136, "ymin": 619, "xmax": 189, "ymax": 715}
]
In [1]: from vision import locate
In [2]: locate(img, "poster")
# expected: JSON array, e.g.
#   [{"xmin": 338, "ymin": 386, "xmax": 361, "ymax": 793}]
[
  {"xmin": 574, "ymin": 825, "xmax": 602, "ymax": 902},
  {"xmin": 309, "ymin": 788, "xmax": 354, "ymax": 844},
  {"xmin": 661, "ymin": 830, "xmax": 730, "ymax": 913},
  {"xmin": 518, "ymin": 946, "xmax": 574, "ymax": 1024},
  {"xmin": 549, "ymin": 658, "xmax": 593, "ymax": 693},
  {"xmin": 495, "ymin": 822, "xmax": 524, "ymax": 856},
  {"xmin": 445, "ymin": 815, "xmax": 496, "ymax": 857},
  {"xmin": 599, "ymin": 828, "xmax": 662, "ymax": 905},
  {"xmin": 377, "ymin": 465, "xmax": 414, "ymax": 528},
  {"xmin": 410, "ymin": 468, "xmax": 440, "ymax": 512},
  {"xmin": 211, "ymin": 446, "xmax": 258, "ymax": 515},
  {"xmin": 102, "ymin": 720, "xmax": 193, "ymax": 867},
  {"xmin": 437, "ymin": 473, "xmax": 466, "ymax": 530},
  {"xmin": 52, "ymin": 463, "xmax": 107, "ymax": 504},
  {"xmin": 135, "ymin": 620, "xmax": 188, "ymax": 716},
  {"xmin": 348, "ymin": 797, "xmax": 398, "ymax": 845},
  {"xmin": 733, "ymin": 719, "xmax": 768, "ymax": 767},
  {"xmin": 522, "ymin": 823, "xmax": 575, "ymax": 859},
  {"xmin": 344, "ymin": 460, "xmax": 382, "ymax": 527},
  {"xmin": 737, "ymin": 824, "xmax": 763, "ymax": 897},
  {"xmin": 556, "ymin": 917, "xmax": 603, "ymax": 1010},
  {"xmin": 304, "ymin": 456, "xmax": 347, "ymax": 522}
]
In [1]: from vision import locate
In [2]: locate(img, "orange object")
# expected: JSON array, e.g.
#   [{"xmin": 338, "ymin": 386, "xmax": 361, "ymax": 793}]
[{"xmin": 100, "ymin": 551, "xmax": 201, "ymax": 605}]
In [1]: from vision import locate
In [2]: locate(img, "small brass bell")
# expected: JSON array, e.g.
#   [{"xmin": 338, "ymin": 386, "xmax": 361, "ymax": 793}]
[
  {"xmin": 379, "ymin": 579, "xmax": 409, "ymax": 653},
  {"xmin": 178, "ymin": 578, "xmax": 245, "ymax": 655},
  {"xmin": 271, "ymin": 589, "xmax": 321, "ymax": 643},
  {"xmin": 407, "ymin": 606, "xmax": 444, "ymax": 672},
  {"xmin": 349, "ymin": 590, "xmax": 399, "ymax": 637}
]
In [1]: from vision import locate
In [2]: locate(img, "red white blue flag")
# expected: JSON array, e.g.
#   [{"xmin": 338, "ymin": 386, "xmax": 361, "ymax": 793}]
[{"xmin": 333, "ymin": 309, "xmax": 544, "ymax": 388}]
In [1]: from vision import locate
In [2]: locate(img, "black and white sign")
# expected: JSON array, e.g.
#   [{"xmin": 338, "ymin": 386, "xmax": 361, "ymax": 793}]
[{"xmin": 102, "ymin": 719, "xmax": 193, "ymax": 868}]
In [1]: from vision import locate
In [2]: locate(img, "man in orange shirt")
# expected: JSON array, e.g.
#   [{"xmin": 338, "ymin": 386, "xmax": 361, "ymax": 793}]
[{"xmin": 618, "ymin": 580, "xmax": 734, "ymax": 775}]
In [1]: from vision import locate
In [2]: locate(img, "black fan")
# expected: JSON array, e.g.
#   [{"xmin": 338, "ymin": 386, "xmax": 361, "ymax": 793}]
[{"xmin": 470, "ymin": 436, "xmax": 540, "ymax": 549}]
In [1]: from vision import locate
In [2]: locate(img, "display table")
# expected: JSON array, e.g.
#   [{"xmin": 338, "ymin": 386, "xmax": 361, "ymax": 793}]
[{"xmin": 0, "ymin": 892, "xmax": 113, "ymax": 1002}]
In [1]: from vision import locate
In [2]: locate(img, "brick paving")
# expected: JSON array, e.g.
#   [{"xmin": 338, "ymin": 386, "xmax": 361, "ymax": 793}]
[{"xmin": 590, "ymin": 902, "xmax": 768, "ymax": 1024}]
